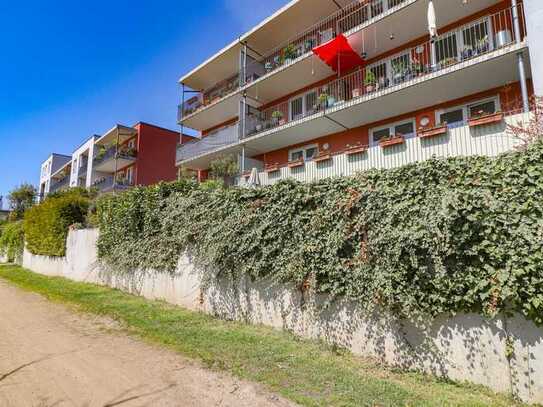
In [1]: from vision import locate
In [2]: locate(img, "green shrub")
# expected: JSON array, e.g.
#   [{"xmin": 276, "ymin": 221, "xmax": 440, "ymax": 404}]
[
  {"xmin": 96, "ymin": 142, "xmax": 543, "ymax": 324},
  {"xmin": 0, "ymin": 221, "xmax": 25, "ymax": 262},
  {"xmin": 24, "ymin": 189, "xmax": 92, "ymax": 257}
]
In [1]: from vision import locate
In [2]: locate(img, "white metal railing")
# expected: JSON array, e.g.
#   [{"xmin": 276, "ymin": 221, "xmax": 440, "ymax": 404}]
[
  {"xmin": 241, "ymin": 112, "xmax": 532, "ymax": 186},
  {"xmin": 180, "ymin": 0, "xmax": 413, "ymax": 121},
  {"xmin": 176, "ymin": 123, "xmax": 240, "ymax": 163},
  {"xmin": 245, "ymin": 6, "xmax": 524, "ymax": 139}
]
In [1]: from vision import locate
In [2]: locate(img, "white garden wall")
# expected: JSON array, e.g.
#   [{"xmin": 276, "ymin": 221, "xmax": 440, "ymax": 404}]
[{"xmin": 22, "ymin": 229, "xmax": 543, "ymax": 404}]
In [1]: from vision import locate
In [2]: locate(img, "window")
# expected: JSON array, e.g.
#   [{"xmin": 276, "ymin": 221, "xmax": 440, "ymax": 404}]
[
  {"xmin": 437, "ymin": 97, "xmax": 500, "ymax": 127},
  {"xmin": 126, "ymin": 167, "xmax": 134, "ymax": 184},
  {"xmin": 434, "ymin": 32, "xmax": 459, "ymax": 66},
  {"xmin": 371, "ymin": 120, "xmax": 415, "ymax": 144},
  {"xmin": 468, "ymin": 99, "xmax": 496, "ymax": 118},
  {"xmin": 127, "ymin": 139, "xmax": 135, "ymax": 149},
  {"xmin": 289, "ymin": 90, "xmax": 318, "ymax": 121},
  {"xmin": 462, "ymin": 20, "xmax": 491, "ymax": 55},
  {"xmin": 439, "ymin": 108, "xmax": 465, "ymax": 127},
  {"xmin": 289, "ymin": 144, "xmax": 319, "ymax": 162}
]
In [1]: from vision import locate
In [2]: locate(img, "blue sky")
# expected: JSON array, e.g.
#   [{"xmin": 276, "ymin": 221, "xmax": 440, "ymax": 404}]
[{"xmin": 0, "ymin": 0, "xmax": 288, "ymax": 207}]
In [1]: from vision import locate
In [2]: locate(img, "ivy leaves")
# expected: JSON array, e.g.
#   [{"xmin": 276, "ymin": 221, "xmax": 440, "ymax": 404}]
[{"xmin": 96, "ymin": 141, "xmax": 543, "ymax": 325}]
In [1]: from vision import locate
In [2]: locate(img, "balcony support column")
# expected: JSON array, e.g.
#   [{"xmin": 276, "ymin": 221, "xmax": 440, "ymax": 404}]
[
  {"xmin": 180, "ymin": 83, "xmax": 186, "ymax": 144},
  {"xmin": 512, "ymin": 0, "xmax": 530, "ymax": 112}
]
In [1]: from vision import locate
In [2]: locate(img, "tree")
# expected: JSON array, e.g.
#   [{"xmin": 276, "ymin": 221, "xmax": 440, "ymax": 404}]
[{"xmin": 8, "ymin": 183, "xmax": 37, "ymax": 220}]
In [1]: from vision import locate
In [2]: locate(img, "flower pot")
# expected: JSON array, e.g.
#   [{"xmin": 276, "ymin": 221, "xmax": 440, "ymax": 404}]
[
  {"xmin": 352, "ymin": 88, "xmax": 361, "ymax": 98},
  {"xmin": 365, "ymin": 85, "xmax": 375, "ymax": 93},
  {"xmin": 345, "ymin": 145, "xmax": 368, "ymax": 156},
  {"xmin": 419, "ymin": 124, "xmax": 448, "ymax": 139},
  {"xmin": 379, "ymin": 136, "xmax": 405, "ymax": 148},
  {"xmin": 279, "ymin": 119, "xmax": 287, "ymax": 126},
  {"xmin": 468, "ymin": 112, "xmax": 504, "ymax": 128}
]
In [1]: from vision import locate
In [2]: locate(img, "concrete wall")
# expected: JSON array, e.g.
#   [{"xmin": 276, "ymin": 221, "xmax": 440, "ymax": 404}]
[
  {"xmin": 525, "ymin": 0, "xmax": 543, "ymax": 95},
  {"xmin": 22, "ymin": 229, "xmax": 543, "ymax": 404}
]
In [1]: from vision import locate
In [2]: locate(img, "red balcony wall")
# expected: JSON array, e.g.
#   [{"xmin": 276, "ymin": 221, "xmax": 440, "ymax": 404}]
[{"xmin": 134, "ymin": 122, "xmax": 179, "ymax": 186}]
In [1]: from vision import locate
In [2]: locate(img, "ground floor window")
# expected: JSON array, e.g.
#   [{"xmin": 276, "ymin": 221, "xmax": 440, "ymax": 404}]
[
  {"xmin": 437, "ymin": 96, "xmax": 499, "ymax": 127},
  {"xmin": 371, "ymin": 119, "xmax": 415, "ymax": 144},
  {"xmin": 289, "ymin": 144, "xmax": 319, "ymax": 162}
]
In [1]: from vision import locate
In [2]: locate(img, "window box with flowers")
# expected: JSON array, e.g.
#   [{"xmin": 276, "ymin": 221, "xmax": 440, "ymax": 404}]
[
  {"xmin": 468, "ymin": 111, "xmax": 504, "ymax": 128},
  {"xmin": 313, "ymin": 151, "xmax": 332, "ymax": 163},
  {"xmin": 419, "ymin": 123, "xmax": 448, "ymax": 139},
  {"xmin": 265, "ymin": 163, "xmax": 280, "ymax": 173},
  {"xmin": 344, "ymin": 143, "xmax": 368, "ymax": 156}
]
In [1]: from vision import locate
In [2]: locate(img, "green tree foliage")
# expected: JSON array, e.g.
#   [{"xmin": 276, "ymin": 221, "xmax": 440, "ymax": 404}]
[
  {"xmin": 0, "ymin": 221, "xmax": 24, "ymax": 262},
  {"xmin": 8, "ymin": 183, "xmax": 37, "ymax": 220},
  {"xmin": 24, "ymin": 189, "xmax": 92, "ymax": 257},
  {"xmin": 96, "ymin": 142, "xmax": 543, "ymax": 324}
]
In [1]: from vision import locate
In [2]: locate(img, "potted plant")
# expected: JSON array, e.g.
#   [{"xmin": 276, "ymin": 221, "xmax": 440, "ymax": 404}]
[
  {"xmin": 440, "ymin": 57, "xmax": 457, "ymax": 68},
  {"xmin": 271, "ymin": 110, "xmax": 284, "ymax": 125},
  {"xmin": 468, "ymin": 110, "xmax": 504, "ymax": 127},
  {"xmin": 476, "ymin": 35, "xmax": 489, "ymax": 55},
  {"xmin": 461, "ymin": 45, "xmax": 474, "ymax": 60},
  {"xmin": 364, "ymin": 70, "xmax": 376, "ymax": 93},
  {"xmin": 412, "ymin": 58, "xmax": 424, "ymax": 76},
  {"xmin": 392, "ymin": 61, "xmax": 408, "ymax": 84},
  {"xmin": 283, "ymin": 44, "xmax": 297, "ymax": 63},
  {"xmin": 318, "ymin": 91, "xmax": 329, "ymax": 108}
]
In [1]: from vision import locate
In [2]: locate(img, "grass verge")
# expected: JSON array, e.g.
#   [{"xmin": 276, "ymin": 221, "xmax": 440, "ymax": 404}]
[{"xmin": 0, "ymin": 264, "xmax": 528, "ymax": 407}]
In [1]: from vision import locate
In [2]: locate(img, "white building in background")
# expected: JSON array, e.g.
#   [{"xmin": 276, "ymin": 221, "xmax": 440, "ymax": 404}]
[{"xmin": 38, "ymin": 153, "xmax": 71, "ymax": 201}]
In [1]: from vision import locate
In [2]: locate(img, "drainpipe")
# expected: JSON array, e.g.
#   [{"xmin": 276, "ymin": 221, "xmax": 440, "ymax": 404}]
[
  {"xmin": 512, "ymin": 0, "xmax": 530, "ymax": 113},
  {"xmin": 113, "ymin": 129, "xmax": 120, "ymax": 192}
]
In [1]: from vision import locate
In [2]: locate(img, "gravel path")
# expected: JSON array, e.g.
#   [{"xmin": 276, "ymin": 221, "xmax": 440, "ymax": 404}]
[{"xmin": 0, "ymin": 279, "xmax": 296, "ymax": 407}]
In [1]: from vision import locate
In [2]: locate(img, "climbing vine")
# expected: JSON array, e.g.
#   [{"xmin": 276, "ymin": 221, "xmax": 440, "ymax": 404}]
[{"xmin": 96, "ymin": 141, "xmax": 543, "ymax": 324}]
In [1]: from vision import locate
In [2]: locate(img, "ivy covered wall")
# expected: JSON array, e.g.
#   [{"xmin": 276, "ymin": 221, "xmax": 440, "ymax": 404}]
[{"xmin": 96, "ymin": 142, "xmax": 543, "ymax": 324}]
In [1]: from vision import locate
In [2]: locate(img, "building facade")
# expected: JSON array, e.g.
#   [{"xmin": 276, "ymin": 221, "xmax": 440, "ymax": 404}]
[
  {"xmin": 176, "ymin": 0, "xmax": 541, "ymax": 185},
  {"xmin": 43, "ymin": 122, "xmax": 189, "ymax": 196},
  {"xmin": 39, "ymin": 153, "xmax": 72, "ymax": 200}
]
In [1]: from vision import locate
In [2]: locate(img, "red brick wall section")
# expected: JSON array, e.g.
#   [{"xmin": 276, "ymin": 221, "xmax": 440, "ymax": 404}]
[{"xmin": 134, "ymin": 123, "xmax": 179, "ymax": 186}]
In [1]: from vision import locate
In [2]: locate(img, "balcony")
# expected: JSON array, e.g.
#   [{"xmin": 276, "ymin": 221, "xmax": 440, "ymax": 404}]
[
  {"xmin": 92, "ymin": 175, "xmax": 134, "ymax": 193},
  {"xmin": 239, "ymin": 111, "xmax": 532, "ymax": 186},
  {"xmin": 243, "ymin": 6, "xmax": 525, "ymax": 140},
  {"xmin": 176, "ymin": 123, "xmax": 240, "ymax": 168},
  {"xmin": 178, "ymin": 0, "xmax": 420, "ymax": 131},
  {"xmin": 50, "ymin": 176, "xmax": 70, "ymax": 193},
  {"xmin": 78, "ymin": 163, "xmax": 88, "ymax": 178},
  {"xmin": 93, "ymin": 145, "xmax": 137, "ymax": 173}
]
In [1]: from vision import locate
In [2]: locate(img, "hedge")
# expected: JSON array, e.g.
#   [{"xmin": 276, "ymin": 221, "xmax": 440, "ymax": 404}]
[
  {"xmin": 0, "ymin": 221, "xmax": 24, "ymax": 262},
  {"xmin": 96, "ymin": 141, "xmax": 543, "ymax": 324},
  {"xmin": 24, "ymin": 189, "xmax": 92, "ymax": 257}
]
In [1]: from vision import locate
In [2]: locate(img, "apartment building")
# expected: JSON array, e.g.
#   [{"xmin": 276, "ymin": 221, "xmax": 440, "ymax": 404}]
[
  {"xmin": 176, "ymin": 0, "xmax": 541, "ymax": 185},
  {"xmin": 39, "ymin": 153, "xmax": 72, "ymax": 200},
  {"xmin": 41, "ymin": 122, "xmax": 190, "ymax": 198}
]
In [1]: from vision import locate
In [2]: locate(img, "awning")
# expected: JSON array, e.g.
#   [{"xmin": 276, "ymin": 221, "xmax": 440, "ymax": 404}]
[{"xmin": 312, "ymin": 34, "xmax": 365, "ymax": 74}]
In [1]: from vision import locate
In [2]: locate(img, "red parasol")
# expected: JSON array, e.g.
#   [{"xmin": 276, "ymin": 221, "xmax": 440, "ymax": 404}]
[{"xmin": 312, "ymin": 34, "xmax": 365, "ymax": 74}]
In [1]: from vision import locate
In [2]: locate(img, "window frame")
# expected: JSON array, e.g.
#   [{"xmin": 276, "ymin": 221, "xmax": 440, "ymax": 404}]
[
  {"xmin": 370, "ymin": 118, "xmax": 416, "ymax": 146},
  {"xmin": 435, "ymin": 95, "xmax": 500, "ymax": 128},
  {"xmin": 289, "ymin": 89, "xmax": 318, "ymax": 121},
  {"xmin": 288, "ymin": 143, "xmax": 319, "ymax": 162}
]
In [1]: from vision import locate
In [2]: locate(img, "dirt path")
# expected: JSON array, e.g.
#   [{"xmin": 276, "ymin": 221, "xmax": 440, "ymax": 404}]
[{"xmin": 0, "ymin": 280, "xmax": 296, "ymax": 407}]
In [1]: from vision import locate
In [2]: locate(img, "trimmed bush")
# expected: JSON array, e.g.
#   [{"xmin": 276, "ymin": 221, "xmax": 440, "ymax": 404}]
[
  {"xmin": 0, "ymin": 221, "xmax": 25, "ymax": 262},
  {"xmin": 24, "ymin": 190, "xmax": 92, "ymax": 257},
  {"xmin": 96, "ymin": 142, "xmax": 543, "ymax": 324}
]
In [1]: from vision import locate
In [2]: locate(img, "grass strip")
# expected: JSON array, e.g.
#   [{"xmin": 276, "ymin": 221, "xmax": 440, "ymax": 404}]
[{"xmin": 0, "ymin": 264, "xmax": 528, "ymax": 407}]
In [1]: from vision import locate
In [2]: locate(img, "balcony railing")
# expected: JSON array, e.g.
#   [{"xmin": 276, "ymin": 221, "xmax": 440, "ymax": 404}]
[
  {"xmin": 177, "ymin": 123, "xmax": 240, "ymax": 163},
  {"xmin": 92, "ymin": 175, "xmax": 134, "ymax": 192},
  {"xmin": 244, "ymin": 0, "xmax": 411, "ymax": 84},
  {"xmin": 50, "ymin": 176, "xmax": 70, "ymax": 192},
  {"xmin": 78, "ymin": 163, "xmax": 88, "ymax": 177},
  {"xmin": 244, "ymin": 6, "xmax": 523, "ymax": 139},
  {"xmin": 93, "ymin": 145, "xmax": 137, "ymax": 167},
  {"xmin": 179, "ymin": 0, "xmax": 412, "ymax": 121},
  {"xmin": 179, "ymin": 74, "xmax": 240, "ymax": 120}
]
